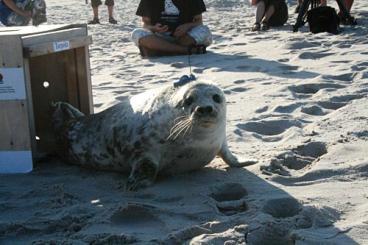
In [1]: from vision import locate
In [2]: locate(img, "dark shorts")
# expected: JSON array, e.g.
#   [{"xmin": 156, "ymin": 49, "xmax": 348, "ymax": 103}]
[
  {"xmin": 91, "ymin": 0, "xmax": 114, "ymax": 7},
  {"xmin": 264, "ymin": 0, "xmax": 288, "ymax": 26}
]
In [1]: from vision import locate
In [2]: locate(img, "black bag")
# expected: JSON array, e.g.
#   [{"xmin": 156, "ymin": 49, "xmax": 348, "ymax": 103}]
[{"xmin": 307, "ymin": 6, "xmax": 340, "ymax": 34}]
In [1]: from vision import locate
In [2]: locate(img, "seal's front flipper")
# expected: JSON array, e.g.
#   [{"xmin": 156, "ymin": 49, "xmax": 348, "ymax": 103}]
[
  {"xmin": 125, "ymin": 159, "xmax": 159, "ymax": 191},
  {"xmin": 219, "ymin": 142, "xmax": 257, "ymax": 168}
]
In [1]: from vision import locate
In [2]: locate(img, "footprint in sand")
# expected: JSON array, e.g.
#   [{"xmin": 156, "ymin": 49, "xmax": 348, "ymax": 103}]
[
  {"xmin": 274, "ymin": 103, "xmax": 304, "ymax": 114},
  {"xmin": 233, "ymin": 79, "xmax": 246, "ymax": 84},
  {"xmin": 298, "ymin": 51, "xmax": 334, "ymax": 60},
  {"xmin": 322, "ymin": 73, "xmax": 356, "ymax": 82},
  {"xmin": 301, "ymin": 105, "xmax": 328, "ymax": 116},
  {"xmin": 224, "ymin": 87, "xmax": 248, "ymax": 94},
  {"xmin": 246, "ymin": 221, "xmax": 292, "ymax": 245},
  {"xmin": 261, "ymin": 141, "xmax": 328, "ymax": 176},
  {"xmin": 351, "ymin": 61, "xmax": 368, "ymax": 72},
  {"xmin": 192, "ymin": 68, "xmax": 208, "ymax": 74},
  {"xmin": 110, "ymin": 204, "xmax": 164, "ymax": 232},
  {"xmin": 317, "ymin": 101, "xmax": 347, "ymax": 110},
  {"xmin": 262, "ymin": 197, "xmax": 302, "ymax": 218},
  {"xmin": 237, "ymin": 119, "xmax": 303, "ymax": 136},
  {"xmin": 330, "ymin": 94, "xmax": 365, "ymax": 102},
  {"xmin": 171, "ymin": 62, "xmax": 187, "ymax": 68},
  {"xmin": 317, "ymin": 94, "xmax": 365, "ymax": 111},
  {"xmin": 288, "ymin": 83, "xmax": 345, "ymax": 95},
  {"xmin": 255, "ymin": 106, "xmax": 269, "ymax": 113},
  {"xmin": 209, "ymin": 183, "xmax": 248, "ymax": 216}
]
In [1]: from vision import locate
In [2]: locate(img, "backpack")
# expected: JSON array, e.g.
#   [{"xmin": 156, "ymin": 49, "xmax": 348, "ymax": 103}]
[{"xmin": 307, "ymin": 6, "xmax": 340, "ymax": 34}]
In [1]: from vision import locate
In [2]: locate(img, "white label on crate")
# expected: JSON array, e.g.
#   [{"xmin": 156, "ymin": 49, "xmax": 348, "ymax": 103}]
[
  {"xmin": 53, "ymin": 40, "xmax": 70, "ymax": 52},
  {"xmin": 0, "ymin": 68, "xmax": 26, "ymax": 100},
  {"xmin": 0, "ymin": 151, "xmax": 32, "ymax": 173}
]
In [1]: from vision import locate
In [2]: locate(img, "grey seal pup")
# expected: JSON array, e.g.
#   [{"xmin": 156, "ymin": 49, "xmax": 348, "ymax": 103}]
[{"xmin": 52, "ymin": 81, "xmax": 256, "ymax": 190}]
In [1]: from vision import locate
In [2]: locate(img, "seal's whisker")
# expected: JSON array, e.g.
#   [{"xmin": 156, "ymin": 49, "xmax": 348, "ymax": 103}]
[
  {"xmin": 169, "ymin": 118, "xmax": 190, "ymax": 135},
  {"xmin": 173, "ymin": 115, "xmax": 188, "ymax": 123},
  {"xmin": 172, "ymin": 120, "xmax": 192, "ymax": 140},
  {"xmin": 182, "ymin": 122, "xmax": 192, "ymax": 138},
  {"xmin": 167, "ymin": 118, "xmax": 192, "ymax": 140}
]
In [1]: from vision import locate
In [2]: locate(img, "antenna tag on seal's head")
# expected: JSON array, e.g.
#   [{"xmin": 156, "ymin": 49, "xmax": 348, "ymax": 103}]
[{"xmin": 173, "ymin": 74, "xmax": 196, "ymax": 88}]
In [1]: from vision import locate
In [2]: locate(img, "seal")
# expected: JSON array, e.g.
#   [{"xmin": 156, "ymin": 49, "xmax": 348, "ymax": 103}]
[{"xmin": 52, "ymin": 81, "xmax": 256, "ymax": 191}]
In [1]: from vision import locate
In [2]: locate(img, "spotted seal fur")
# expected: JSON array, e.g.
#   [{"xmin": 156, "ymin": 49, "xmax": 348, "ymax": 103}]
[{"xmin": 52, "ymin": 81, "xmax": 256, "ymax": 190}]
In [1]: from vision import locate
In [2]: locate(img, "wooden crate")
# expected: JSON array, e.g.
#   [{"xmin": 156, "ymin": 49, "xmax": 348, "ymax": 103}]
[{"xmin": 0, "ymin": 24, "xmax": 93, "ymax": 173}]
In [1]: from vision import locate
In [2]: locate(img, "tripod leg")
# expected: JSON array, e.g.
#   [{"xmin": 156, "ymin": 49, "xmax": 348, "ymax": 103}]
[
  {"xmin": 335, "ymin": 0, "xmax": 357, "ymax": 25},
  {"xmin": 293, "ymin": 0, "xmax": 311, "ymax": 32}
]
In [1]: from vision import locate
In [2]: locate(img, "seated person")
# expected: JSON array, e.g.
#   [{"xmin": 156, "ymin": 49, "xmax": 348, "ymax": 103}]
[
  {"xmin": 251, "ymin": 0, "xmax": 288, "ymax": 31},
  {"xmin": 0, "ymin": 0, "xmax": 46, "ymax": 26},
  {"xmin": 131, "ymin": 0, "xmax": 212, "ymax": 57}
]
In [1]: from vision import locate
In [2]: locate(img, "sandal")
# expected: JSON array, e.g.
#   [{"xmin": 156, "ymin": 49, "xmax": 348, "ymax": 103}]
[
  {"xmin": 88, "ymin": 17, "xmax": 100, "ymax": 25},
  {"xmin": 109, "ymin": 17, "xmax": 118, "ymax": 24},
  {"xmin": 261, "ymin": 21, "xmax": 270, "ymax": 31},
  {"xmin": 251, "ymin": 22, "xmax": 261, "ymax": 31}
]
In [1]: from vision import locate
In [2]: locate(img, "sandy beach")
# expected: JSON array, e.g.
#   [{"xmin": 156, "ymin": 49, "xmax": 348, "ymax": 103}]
[{"xmin": 1, "ymin": 0, "xmax": 368, "ymax": 244}]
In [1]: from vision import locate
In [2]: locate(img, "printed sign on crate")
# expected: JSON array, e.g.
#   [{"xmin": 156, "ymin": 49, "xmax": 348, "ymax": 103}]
[{"xmin": 0, "ymin": 68, "xmax": 26, "ymax": 100}]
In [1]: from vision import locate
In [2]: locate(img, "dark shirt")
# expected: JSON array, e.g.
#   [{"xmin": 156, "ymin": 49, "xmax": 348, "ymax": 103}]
[{"xmin": 136, "ymin": 0, "xmax": 206, "ymax": 32}]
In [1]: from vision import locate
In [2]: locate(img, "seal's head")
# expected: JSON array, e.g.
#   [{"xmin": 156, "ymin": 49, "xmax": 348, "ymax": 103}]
[
  {"xmin": 166, "ymin": 81, "xmax": 226, "ymax": 141},
  {"xmin": 178, "ymin": 82, "xmax": 226, "ymax": 129}
]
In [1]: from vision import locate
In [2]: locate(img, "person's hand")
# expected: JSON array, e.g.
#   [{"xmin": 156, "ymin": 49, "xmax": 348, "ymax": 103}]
[
  {"xmin": 153, "ymin": 23, "xmax": 169, "ymax": 33},
  {"xmin": 22, "ymin": 10, "xmax": 32, "ymax": 18},
  {"xmin": 173, "ymin": 23, "xmax": 192, "ymax": 37}
]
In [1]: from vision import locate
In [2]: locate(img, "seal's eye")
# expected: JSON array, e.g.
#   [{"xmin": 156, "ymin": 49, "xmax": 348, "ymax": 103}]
[
  {"xmin": 184, "ymin": 96, "xmax": 194, "ymax": 107},
  {"xmin": 212, "ymin": 94, "xmax": 222, "ymax": 103}
]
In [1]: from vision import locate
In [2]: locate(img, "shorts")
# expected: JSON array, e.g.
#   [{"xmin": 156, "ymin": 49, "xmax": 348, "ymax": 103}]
[
  {"xmin": 91, "ymin": 0, "xmax": 114, "ymax": 8},
  {"xmin": 131, "ymin": 25, "xmax": 213, "ymax": 47},
  {"xmin": 264, "ymin": 0, "xmax": 288, "ymax": 26}
]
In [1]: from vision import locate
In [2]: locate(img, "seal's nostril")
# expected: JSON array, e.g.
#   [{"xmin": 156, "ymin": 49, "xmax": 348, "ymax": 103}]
[
  {"xmin": 196, "ymin": 106, "xmax": 213, "ymax": 115},
  {"xmin": 205, "ymin": 106, "xmax": 213, "ymax": 113}
]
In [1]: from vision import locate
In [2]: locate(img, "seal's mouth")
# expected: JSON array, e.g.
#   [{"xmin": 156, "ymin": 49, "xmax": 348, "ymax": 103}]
[{"xmin": 192, "ymin": 114, "xmax": 218, "ymax": 128}]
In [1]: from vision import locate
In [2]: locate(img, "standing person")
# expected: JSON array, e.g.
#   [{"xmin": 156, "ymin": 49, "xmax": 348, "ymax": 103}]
[
  {"xmin": 88, "ymin": 0, "xmax": 117, "ymax": 24},
  {"xmin": 131, "ymin": 0, "xmax": 212, "ymax": 57},
  {"xmin": 251, "ymin": 0, "xmax": 288, "ymax": 31}
]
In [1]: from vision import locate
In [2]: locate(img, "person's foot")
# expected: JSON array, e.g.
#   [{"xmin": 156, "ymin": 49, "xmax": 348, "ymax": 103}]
[
  {"xmin": 261, "ymin": 21, "xmax": 269, "ymax": 31},
  {"xmin": 188, "ymin": 45, "xmax": 207, "ymax": 55},
  {"xmin": 109, "ymin": 17, "xmax": 118, "ymax": 24},
  {"xmin": 88, "ymin": 17, "xmax": 100, "ymax": 24},
  {"xmin": 251, "ymin": 22, "xmax": 261, "ymax": 31}
]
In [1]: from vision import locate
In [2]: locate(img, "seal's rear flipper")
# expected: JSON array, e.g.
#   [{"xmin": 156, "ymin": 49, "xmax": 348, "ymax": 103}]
[
  {"xmin": 218, "ymin": 142, "xmax": 258, "ymax": 168},
  {"xmin": 51, "ymin": 102, "xmax": 84, "ymax": 132}
]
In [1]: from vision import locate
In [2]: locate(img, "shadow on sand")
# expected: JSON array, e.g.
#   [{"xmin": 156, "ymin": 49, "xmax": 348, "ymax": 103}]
[
  {"xmin": 147, "ymin": 51, "xmax": 320, "ymax": 80},
  {"xmin": 0, "ymin": 160, "xmax": 358, "ymax": 244}
]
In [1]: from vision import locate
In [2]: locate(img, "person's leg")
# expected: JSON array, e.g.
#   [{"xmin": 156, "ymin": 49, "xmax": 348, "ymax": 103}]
[
  {"xmin": 338, "ymin": 0, "xmax": 354, "ymax": 16},
  {"xmin": 255, "ymin": 1, "xmax": 266, "ymax": 23},
  {"xmin": 89, "ymin": 0, "xmax": 101, "ymax": 24},
  {"xmin": 252, "ymin": 0, "xmax": 266, "ymax": 31},
  {"xmin": 92, "ymin": 7, "xmax": 99, "ymax": 19},
  {"xmin": 139, "ymin": 35, "xmax": 189, "ymax": 56},
  {"xmin": 295, "ymin": 0, "xmax": 303, "ymax": 13},
  {"xmin": 105, "ymin": 0, "xmax": 117, "ymax": 24},
  {"xmin": 177, "ymin": 35, "xmax": 196, "ymax": 47},
  {"xmin": 345, "ymin": 0, "xmax": 354, "ymax": 11},
  {"xmin": 261, "ymin": 4, "xmax": 275, "ymax": 30},
  {"xmin": 185, "ymin": 25, "xmax": 212, "ymax": 47},
  {"xmin": 132, "ymin": 28, "xmax": 191, "ymax": 57}
]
